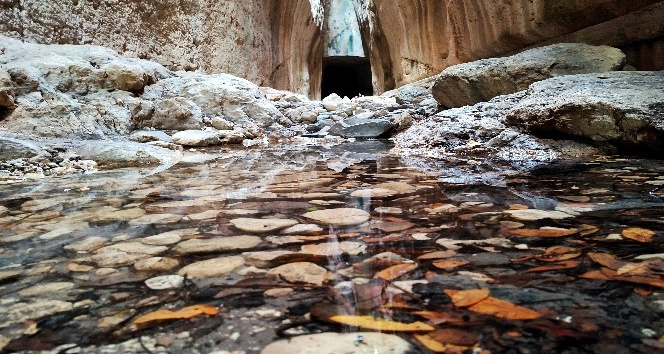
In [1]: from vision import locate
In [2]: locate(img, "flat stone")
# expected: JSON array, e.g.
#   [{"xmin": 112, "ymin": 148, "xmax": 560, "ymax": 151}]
[
  {"xmin": 186, "ymin": 209, "xmax": 222, "ymax": 221},
  {"xmin": 96, "ymin": 242, "xmax": 168, "ymax": 256},
  {"xmin": 280, "ymin": 224, "xmax": 324, "ymax": 235},
  {"xmin": 134, "ymin": 257, "xmax": 180, "ymax": 272},
  {"xmin": 264, "ymin": 288, "xmax": 294, "ymax": 297},
  {"xmin": 172, "ymin": 130, "xmax": 222, "ymax": 147},
  {"xmin": 173, "ymin": 236, "xmax": 261, "ymax": 254},
  {"xmin": 89, "ymin": 251, "xmax": 149, "ymax": 267},
  {"xmin": 1, "ymin": 300, "xmax": 73, "ymax": 326},
  {"xmin": 139, "ymin": 228, "xmax": 198, "ymax": 245},
  {"xmin": 301, "ymin": 241, "xmax": 367, "ymax": 257},
  {"xmin": 329, "ymin": 117, "xmax": 394, "ymax": 139},
  {"xmin": 178, "ymin": 256, "xmax": 245, "ymax": 278},
  {"xmin": 374, "ymin": 207, "xmax": 403, "ymax": 214},
  {"xmin": 145, "ymin": 275, "xmax": 184, "ymax": 290},
  {"xmin": 504, "ymin": 209, "xmax": 574, "ymax": 221},
  {"xmin": 128, "ymin": 213, "xmax": 183, "ymax": 226},
  {"xmin": 230, "ymin": 218, "xmax": 299, "ymax": 233},
  {"xmin": 302, "ymin": 208, "xmax": 370, "ymax": 227},
  {"xmin": 268, "ymin": 262, "xmax": 328, "ymax": 286},
  {"xmin": 261, "ymin": 332, "xmax": 412, "ymax": 354},
  {"xmin": 18, "ymin": 282, "xmax": 75, "ymax": 297},
  {"xmin": 0, "ymin": 270, "xmax": 22, "ymax": 282},
  {"xmin": 242, "ymin": 250, "xmax": 301, "ymax": 268}
]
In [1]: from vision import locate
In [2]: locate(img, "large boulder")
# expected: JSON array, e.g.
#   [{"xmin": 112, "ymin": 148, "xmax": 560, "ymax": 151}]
[
  {"xmin": 142, "ymin": 73, "xmax": 288, "ymax": 133},
  {"xmin": 0, "ymin": 69, "xmax": 16, "ymax": 114},
  {"xmin": 506, "ymin": 71, "xmax": 664, "ymax": 151},
  {"xmin": 432, "ymin": 43, "xmax": 626, "ymax": 108}
]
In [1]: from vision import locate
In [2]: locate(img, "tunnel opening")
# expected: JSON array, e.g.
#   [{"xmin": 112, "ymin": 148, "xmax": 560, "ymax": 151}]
[{"xmin": 321, "ymin": 56, "xmax": 373, "ymax": 99}]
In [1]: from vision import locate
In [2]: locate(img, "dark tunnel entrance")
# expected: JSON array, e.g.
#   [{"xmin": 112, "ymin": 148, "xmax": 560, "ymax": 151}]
[{"xmin": 321, "ymin": 56, "xmax": 373, "ymax": 99}]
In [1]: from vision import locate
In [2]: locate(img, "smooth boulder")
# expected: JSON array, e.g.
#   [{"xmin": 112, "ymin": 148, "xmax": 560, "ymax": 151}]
[{"xmin": 433, "ymin": 43, "xmax": 626, "ymax": 108}]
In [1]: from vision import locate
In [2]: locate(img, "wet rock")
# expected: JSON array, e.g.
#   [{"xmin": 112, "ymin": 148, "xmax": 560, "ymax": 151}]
[
  {"xmin": 1, "ymin": 300, "xmax": 73, "ymax": 326},
  {"xmin": 18, "ymin": 282, "xmax": 75, "ymax": 297},
  {"xmin": 172, "ymin": 129, "xmax": 245, "ymax": 146},
  {"xmin": 302, "ymin": 208, "xmax": 370, "ymax": 227},
  {"xmin": 186, "ymin": 209, "xmax": 223, "ymax": 221},
  {"xmin": 242, "ymin": 250, "xmax": 302, "ymax": 268},
  {"xmin": 506, "ymin": 72, "xmax": 664, "ymax": 151},
  {"xmin": 267, "ymin": 262, "xmax": 328, "ymax": 286},
  {"xmin": 96, "ymin": 242, "xmax": 168, "ymax": 256},
  {"xmin": 504, "ymin": 209, "xmax": 574, "ymax": 221},
  {"xmin": 144, "ymin": 275, "xmax": 184, "ymax": 290},
  {"xmin": 0, "ymin": 69, "xmax": 16, "ymax": 111},
  {"xmin": 301, "ymin": 241, "xmax": 367, "ymax": 257},
  {"xmin": 74, "ymin": 141, "xmax": 180, "ymax": 168},
  {"xmin": 64, "ymin": 236, "xmax": 107, "ymax": 253},
  {"xmin": 0, "ymin": 270, "xmax": 22, "ymax": 282},
  {"xmin": 173, "ymin": 236, "xmax": 261, "ymax": 255},
  {"xmin": 128, "ymin": 213, "xmax": 183, "ymax": 225},
  {"xmin": 261, "ymin": 332, "xmax": 412, "ymax": 354},
  {"xmin": 210, "ymin": 117, "xmax": 235, "ymax": 130},
  {"xmin": 230, "ymin": 218, "xmax": 299, "ymax": 233},
  {"xmin": 89, "ymin": 251, "xmax": 149, "ymax": 268},
  {"xmin": 339, "ymin": 252, "xmax": 414, "ymax": 278},
  {"xmin": 139, "ymin": 229, "xmax": 196, "ymax": 246},
  {"xmin": 350, "ymin": 182, "xmax": 417, "ymax": 198},
  {"xmin": 329, "ymin": 117, "xmax": 394, "ymax": 138},
  {"xmin": 433, "ymin": 43, "xmax": 626, "ymax": 108},
  {"xmin": 178, "ymin": 256, "xmax": 245, "ymax": 278},
  {"xmin": 134, "ymin": 257, "xmax": 180, "ymax": 272},
  {"xmin": 280, "ymin": 223, "xmax": 324, "ymax": 235}
]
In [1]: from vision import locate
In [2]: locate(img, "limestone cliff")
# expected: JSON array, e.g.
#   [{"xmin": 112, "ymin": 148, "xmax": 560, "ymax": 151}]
[{"xmin": 1, "ymin": 0, "xmax": 663, "ymax": 98}]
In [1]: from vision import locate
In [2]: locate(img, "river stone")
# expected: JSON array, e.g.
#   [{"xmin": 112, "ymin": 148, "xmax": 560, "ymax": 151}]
[
  {"xmin": 268, "ymin": 262, "xmax": 328, "ymax": 286},
  {"xmin": 89, "ymin": 251, "xmax": 149, "ymax": 267},
  {"xmin": 261, "ymin": 332, "xmax": 412, "ymax": 354},
  {"xmin": 96, "ymin": 242, "xmax": 168, "ymax": 256},
  {"xmin": 139, "ymin": 229, "xmax": 197, "ymax": 246},
  {"xmin": 280, "ymin": 224, "xmax": 324, "ymax": 235},
  {"xmin": 128, "ymin": 213, "xmax": 183, "ymax": 226},
  {"xmin": 173, "ymin": 235, "xmax": 261, "ymax": 254},
  {"xmin": 134, "ymin": 257, "xmax": 180, "ymax": 272},
  {"xmin": 433, "ymin": 43, "xmax": 626, "ymax": 108},
  {"xmin": 2, "ymin": 300, "xmax": 73, "ymax": 325},
  {"xmin": 329, "ymin": 117, "xmax": 394, "ymax": 138},
  {"xmin": 18, "ymin": 282, "xmax": 75, "ymax": 297},
  {"xmin": 172, "ymin": 130, "xmax": 221, "ymax": 146},
  {"xmin": 74, "ymin": 141, "xmax": 180, "ymax": 168},
  {"xmin": 178, "ymin": 256, "xmax": 245, "ymax": 278},
  {"xmin": 504, "ymin": 209, "xmax": 574, "ymax": 221},
  {"xmin": 129, "ymin": 130, "xmax": 173, "ymax": 143},
  {"xmin": 242, "ymin": 250, "xmax": 302, "ymax": 268},
  {"xmin": 64, "ymin": 236, "xmax": 107, "ymax": 252},
  {"xmin": 301, "ymin": 241, "xmax": 367, "ymax": 257},
  {"xmin": 230, "ymin": 218, "xmax": 299, "ymax": 233},
  {"xmin": 144, "ymin": 275, "xmax": 184, "ymax": 290},
  {"xmin": 302, "ymin": 208, "xmax": 370, "ymax": 227}
]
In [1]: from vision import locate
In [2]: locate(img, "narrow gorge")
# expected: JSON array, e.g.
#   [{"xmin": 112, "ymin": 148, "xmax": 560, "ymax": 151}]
[{"xmin": 0, "ymin": 1, "xmax": 663, "ymax": 353}]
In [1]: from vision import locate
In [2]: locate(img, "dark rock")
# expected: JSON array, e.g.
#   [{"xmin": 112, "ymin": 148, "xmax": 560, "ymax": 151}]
[{"xmin": 329, "ymin": 117, "xmax": 394, "ymax": 139}]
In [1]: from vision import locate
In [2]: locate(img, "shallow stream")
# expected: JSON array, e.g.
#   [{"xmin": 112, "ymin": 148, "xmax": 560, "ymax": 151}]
[{"xmin": 1, "ymin": 141, "xmax": 663, "ymax": 353}]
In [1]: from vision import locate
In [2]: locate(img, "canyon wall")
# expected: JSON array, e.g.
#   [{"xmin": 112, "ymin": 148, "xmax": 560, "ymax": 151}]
[
  {"xmin": 1, "ymin": 0, "xmax": 662, "ymax": 97},
  {"xmin": 364, "ymin": 0, "xmax": 664, "ymax": 92}
]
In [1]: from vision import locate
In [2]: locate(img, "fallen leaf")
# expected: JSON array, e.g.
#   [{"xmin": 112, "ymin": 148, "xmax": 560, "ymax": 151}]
[
  {"xmin": 414, "ymin": 334, "xmax": 469, "ymax": 353},
  {"xmin": 616, "ymin": 262, "xmax": 651, "ymax": 275},
  {"xmin": 444, "ymin": 289, "xmax": 490, "ymax": 307},
  {"xmin": 622, "ymin": 227, "xmax": 656, "ymax": 243},
  {"xmin": 413, "ymin": 311, "xmax": 483, "ymax": 326},
  {"xmin": 588, "ymin": 253, "xmax": 626, "ymax": 270},
  {"xmin": 133, "ymin": 304, "xmax": 219, "ymax": 325},
  {"xmin": 509, "ymin": 227, "xmax": 578, "ymax": 238},
  {"xmin": 528, "ymin": 260, "xmax": 580, "ymax": 272},
  {"xmin": 578, "ymin": 224, "xmax": 599, "ymax": 236},
  {"xmin": 418, "ymin": 250, "xmax": 457, "ymax": 260},
  {"xmin": 376, "ymin": 263, "xmax": 418, "ymax": 281},
  {"xmin": 600, "ymin": 268, "xmax": 664, "ymax": 288},
  {"xmin": 429, "ymin": 328, "xmax": 479, "ymax": 346},
  {"xmin": 634, "ymin": 287, "xmax": 653, "ymax": 297},
  {"xmin": 432, "ymin": 260, "xmax": 469, "ymax": 270},
  {"xmin": 328, "ymin": 315, "xmax": 434, "ymax": 331},
  {"xmin": 466, "ymin": 297, "xmax": 541, "ymax": 320}
]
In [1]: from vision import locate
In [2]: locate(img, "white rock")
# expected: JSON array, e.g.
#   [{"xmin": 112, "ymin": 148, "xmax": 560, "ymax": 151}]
[
  {"xmin": 178, "ymin": 256, "xmax": 245, "ymax": 278},
  {"xmin": 134, "ymin": 257, "xmax": 180, "ymax": 271},
  {"xmin": 173, "ymin": 236, "xmax": 261, "ymax": 254},
  {"xmin": 261, "ymin": 332, "xmax": 412, "ymax": 354},
  {"xmin": 230, "ymin": 218, "xmax": 299, "ymax": 233},
  {"xmin": 144, "ymin": 275, "xmax": 184, "ymax": 290},
  {"xmin": 302, "ymin": 208, "xmax": 370, "ymax": 227},
  {"xmin": 504, "ymin": 209, "xmax": 574, "ymax": 221}
]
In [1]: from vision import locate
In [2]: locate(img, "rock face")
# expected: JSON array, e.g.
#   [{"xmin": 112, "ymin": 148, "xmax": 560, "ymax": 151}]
[
  {"xmin": 0, "ymin": 36, "xmax": 288, "ymax": 142},
  {"xmin": 2, "ymin": 0, "xmax": 662, "ymax": 98},
  {"xmin": 506, "ymin": 72, "xmax": 664, "ymax": 151},
  {"xmin": 432, "ymin": 43, "xmax": 626, "ymax": 108}
]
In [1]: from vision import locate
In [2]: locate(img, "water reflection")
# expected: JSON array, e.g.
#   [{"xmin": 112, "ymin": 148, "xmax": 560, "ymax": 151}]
[{"xmin": 0, "ymin": 143, "xmax": 663, "ymax": 353}]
